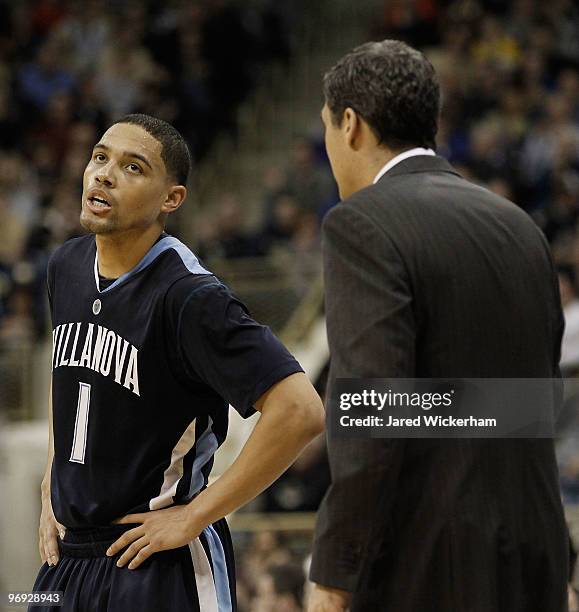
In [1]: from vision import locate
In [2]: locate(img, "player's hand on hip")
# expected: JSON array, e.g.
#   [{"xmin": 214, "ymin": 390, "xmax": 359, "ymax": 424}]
[
  {"xmin": 307, "ymin": 583, "xmax": 351, "ymax": 612},
  {"xmin": 38, "ymin": 494, "xmax": 66, "ymax": 567},
  {"xmin": 107, "ymin": 505, "xmax": 202, "ymax": 570}
]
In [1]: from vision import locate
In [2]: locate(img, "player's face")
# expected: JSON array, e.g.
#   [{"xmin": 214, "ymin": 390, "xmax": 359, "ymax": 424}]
[
  {"xmin": 81, "ymin": 123, "xmax": 173, "ymax": 235},
  {"xmin": 321, "ymin": 103, "xmax": 349, "ymax": 199}
]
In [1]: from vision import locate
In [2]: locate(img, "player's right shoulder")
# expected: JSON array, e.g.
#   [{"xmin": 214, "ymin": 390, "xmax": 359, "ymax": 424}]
[
  {"xmin": 165, "ymin": 273, "xmax": 226, "ymax": 312},
  {"xmin": 163, "ymin": 273, "xmax": 239, "ymax": 339}
]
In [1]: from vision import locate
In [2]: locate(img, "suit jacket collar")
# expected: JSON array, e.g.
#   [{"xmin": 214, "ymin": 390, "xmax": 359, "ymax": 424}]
[{"xmin": 375, "ymin": 154, "xmax": 461, "ymax": 182}]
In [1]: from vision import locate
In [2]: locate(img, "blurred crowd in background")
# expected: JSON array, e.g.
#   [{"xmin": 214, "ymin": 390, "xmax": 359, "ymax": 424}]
[
  {"xmin": 235, "ymin": 530, "xmax": 312, "ymax": 612},
  {"xmin": 1, "ymin": 0, "xmax": 578, "ymax": 350},
  {"xmin": 195, "ymin": 138, "xmax": 336, "ymax": 264},
  {"xmin": 1, "ymin": 0, "xmax": 579, "ymax": 609},
  {"xmin": 0, "ymin": 0, "xmax": 296, "ymax": 346}
]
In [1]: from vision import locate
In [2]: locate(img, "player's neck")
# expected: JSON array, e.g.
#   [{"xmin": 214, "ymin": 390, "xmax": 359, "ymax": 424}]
[{"xmin": 95, "ymin": 225, "xmax": 164, "ymax": 279}]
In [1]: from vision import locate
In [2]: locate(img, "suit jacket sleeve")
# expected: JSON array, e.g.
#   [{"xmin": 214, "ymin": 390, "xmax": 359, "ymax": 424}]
[{"xmin": 310, "ymin": 199, "xmax": 415, "ymax": 591}]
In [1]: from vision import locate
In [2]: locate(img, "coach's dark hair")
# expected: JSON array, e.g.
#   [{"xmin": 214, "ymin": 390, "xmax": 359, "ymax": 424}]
[
  {"xmin": 323, "ymin": 40, "xmax": 440, "ymax": 150},
  {"xmin": 113, "ymin": 114, "xmax": 191, "ymax": 185}
]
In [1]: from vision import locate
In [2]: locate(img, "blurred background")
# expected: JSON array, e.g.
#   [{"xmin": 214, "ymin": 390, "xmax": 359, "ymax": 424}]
[{"xmin": 0, "ymin": 0, "xmax": 578, "ymax": 610}]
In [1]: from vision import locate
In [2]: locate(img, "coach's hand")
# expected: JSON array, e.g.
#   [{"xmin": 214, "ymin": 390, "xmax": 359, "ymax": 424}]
[
  {"xmin": 107, "ymin": 505, "xmax": 201, "ymax": 570},
  {"xmin": 39, "ymin": 493, "xmax": 65, "ymax": 567},
  {"xmin": 307, "ymin": 584, "xmax": 351, "ymax": 611}
]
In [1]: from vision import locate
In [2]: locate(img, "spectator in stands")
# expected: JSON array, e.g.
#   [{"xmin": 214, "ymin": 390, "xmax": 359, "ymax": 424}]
[
  {"xmin": 0, "ymin": 152, "xmax": 39, "ymax": 239},
  {"xmin": 552, "ymin": 0, "xmax": 579, "ymax": 64},
  {"xmin": 262, "ymin": 436, "xmax": 330, "ymax": 513},
  {"xmin": 471, "ymin": 15, "xmax": 521, "ymax": 71},
  {"xmin": 559, "ymin": 266, "xmax": 579, "ymax": 375},
  {"xmin": 261, "ymin": 192, "xmax": 303, "ymax": 251},
  {"xmin": 253, "ymin": 563, "xmax": 306, "ymax": 612},
  {"xmin": 283, "ymin": 136, "xmax": 336, "ymax": 218},
  {"xmin": 198, "ymin": 193, "xmax": 267, "ymax": 260},
  {"xmin": 0, "ymin": 60, "xmax": 19, "ymax": 150},
  {"xmin": 371, "ymin": 0, "xmax": 442, "ymax": 48},
  {"xmin": 95, "ymin": 23, "xmax": 165, "ymax": 121},
  {"xmin": 18, "ymin": 38, "xmax": 76, "ymax": 111},
  {"xmin": 239, "ymin": 531, "xmax": 292, "ymax": 593},
  {"xmin": 52, "ymin": 0, "xmax": 111, "ymax": 74},
  {"xmin": 0, "ymin": 182, "xmax": 29, "ymax": 266},
  {"xmin": 34, "ymin": 92, "xmax": 75, "ymax": 168}
]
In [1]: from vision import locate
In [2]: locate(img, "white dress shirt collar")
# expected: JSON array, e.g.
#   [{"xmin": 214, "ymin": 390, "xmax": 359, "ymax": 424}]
[{"xmin": 373, "ymin": 147, "xmax": 436, "ymax": 184}]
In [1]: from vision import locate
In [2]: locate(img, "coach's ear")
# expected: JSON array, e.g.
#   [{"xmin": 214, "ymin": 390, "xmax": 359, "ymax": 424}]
[
  {"xmin": 162, "ymin": 185, "xmax": 187, "ymax": 214},
  {"xmin": 343, "ymin": 107, "xmax": 361, "ymax": 151}
]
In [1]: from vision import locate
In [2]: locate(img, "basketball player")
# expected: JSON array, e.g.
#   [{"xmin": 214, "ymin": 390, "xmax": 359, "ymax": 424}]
[{"xmin": 30, "ymin": 114, "xmax": 324, "ymax": 611}]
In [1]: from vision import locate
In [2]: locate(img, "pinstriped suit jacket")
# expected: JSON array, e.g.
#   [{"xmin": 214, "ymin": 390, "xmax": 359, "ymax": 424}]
[{"xmin": 310, "ymin": 155, "xmax": 569, "ymax": 612}]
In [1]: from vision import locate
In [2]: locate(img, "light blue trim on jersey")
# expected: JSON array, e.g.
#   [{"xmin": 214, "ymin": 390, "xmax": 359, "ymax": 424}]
[
  {"xmin": 203, "ymin": 524, "xmax": 233, "ymax": 612},
  {"xmin": 94, "ymin": 235, "xmax": 210, "ymax": 294},
  {"xmin": 189, "ymin": 418, "xmax": 219, "ymax": 497}
]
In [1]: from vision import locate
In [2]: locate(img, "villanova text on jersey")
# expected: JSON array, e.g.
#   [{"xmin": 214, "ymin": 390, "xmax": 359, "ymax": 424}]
[
  {"xmin": 52, "ymin": 322, "xmax": 140, "ymax": 396},
  {"xmin": 48, "ymin": 233, "xmax": 302, "ymax": 529}
]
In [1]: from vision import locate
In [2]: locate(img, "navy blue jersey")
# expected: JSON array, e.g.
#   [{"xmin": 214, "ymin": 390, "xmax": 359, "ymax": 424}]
[{"xmin": 48, "ymin": 234, "xmax": 303, "ymax": 529}]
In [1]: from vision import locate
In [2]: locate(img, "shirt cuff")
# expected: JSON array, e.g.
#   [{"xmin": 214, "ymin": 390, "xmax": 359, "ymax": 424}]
[
  {"xmin": 240, "ymin": 360, "xmax": 304, "ymax": 418},
  {"xmin": 309, "ymin": 538, "xmax": 361, "ymax": 592}
]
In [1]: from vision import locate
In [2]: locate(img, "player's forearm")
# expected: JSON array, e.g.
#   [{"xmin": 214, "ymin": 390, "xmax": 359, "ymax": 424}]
[
  {"xmin": 187, "ymin": 395, "xmax": 324, "ymax": 527},
  {"xmin": 41, "ymin": 383, "xmax": 54, "ymax": 500},
  {"xmin": 41, "ymin": 461, "xmax": 52, "ymax": 499}
]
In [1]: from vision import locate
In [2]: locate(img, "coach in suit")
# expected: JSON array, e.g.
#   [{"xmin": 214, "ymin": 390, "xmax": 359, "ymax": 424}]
[{"xmin": 308, "ymin": 40, "xmax": 569, "ymax": 612}]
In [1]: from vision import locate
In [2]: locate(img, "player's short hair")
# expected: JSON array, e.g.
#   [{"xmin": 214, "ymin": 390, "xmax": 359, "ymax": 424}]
[
  {"xmin": 113, "ymin": 113, "xmax": 191, "ymax": 185},
  {"xmin": 323, "ymin": 40, "xmax": 440, "ymax": 150}
]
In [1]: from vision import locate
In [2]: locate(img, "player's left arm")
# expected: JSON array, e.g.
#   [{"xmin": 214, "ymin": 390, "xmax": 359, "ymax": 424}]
[{"xmin": 108, "ymin": 371, "xmax": 324, "ymax": 569}]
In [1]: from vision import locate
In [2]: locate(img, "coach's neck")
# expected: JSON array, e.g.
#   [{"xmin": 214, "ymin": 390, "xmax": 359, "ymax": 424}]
[
  {"xmin": 337, "ymin": 111, "xmax": 407, "ymax": 200},
  {"xmin": 96, "ymin": 224, "xmax": 163, "ymax": 279},
  {"xmin": 339, "ymin": 146, "xmax": 404, "ymax": 200}
]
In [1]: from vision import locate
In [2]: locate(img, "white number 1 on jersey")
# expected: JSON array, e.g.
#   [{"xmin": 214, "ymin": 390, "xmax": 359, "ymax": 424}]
[{"xmin": 70, "ymin": 382, "xmax": 91, "ymax": 464}]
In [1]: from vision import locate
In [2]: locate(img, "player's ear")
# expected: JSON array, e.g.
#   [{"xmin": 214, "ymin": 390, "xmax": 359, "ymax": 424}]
[{"xmin": 162, "ymin": 185, "xmax": 187, "ymax": 214}]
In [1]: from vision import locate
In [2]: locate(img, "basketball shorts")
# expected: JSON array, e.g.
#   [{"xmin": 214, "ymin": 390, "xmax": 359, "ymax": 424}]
[{"xmin": 28, "ymin": 520, "xmax": 236, "ymax": 612}]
